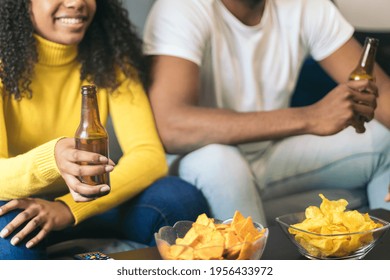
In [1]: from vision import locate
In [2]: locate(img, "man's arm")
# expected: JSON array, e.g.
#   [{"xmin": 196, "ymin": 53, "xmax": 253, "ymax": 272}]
[
  {"xmin": 319, "ymin": 37, "xmax": 390, "ymax": 129},
  {"xmin": 148, "ymin": 55, "xmax": 373, "ymax": 154},
  {"xmin": 148, "ymin": 56, "xmax": 310, "ymax": 154}
]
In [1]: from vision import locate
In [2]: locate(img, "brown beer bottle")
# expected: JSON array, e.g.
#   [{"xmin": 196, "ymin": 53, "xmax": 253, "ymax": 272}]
[
  {"xmin": 348, "ymin": 37, "xmax": 379, "ymax": 133},
  {"xmin": 75, "ymin": 85, "xmax": 110, "ymax": 190}
]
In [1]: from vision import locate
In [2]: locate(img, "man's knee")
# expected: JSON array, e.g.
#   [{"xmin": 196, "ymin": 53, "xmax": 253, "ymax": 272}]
[{"xmin": 178, "ymin": 144, "xmax": 252, "ymax": 180}]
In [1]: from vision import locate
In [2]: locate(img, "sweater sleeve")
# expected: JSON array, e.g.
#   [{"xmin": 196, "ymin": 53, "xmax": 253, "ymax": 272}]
[
  {"xmin": 0, "ymin": 93, "xmax": 63, "ymax": 199},
  {"xmin": 56, "ymin": 75, "xmax": 168, "ymax": 224}
]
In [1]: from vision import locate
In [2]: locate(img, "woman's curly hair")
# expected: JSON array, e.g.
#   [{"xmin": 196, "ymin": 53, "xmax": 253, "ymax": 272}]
[{"xmin": 0, "ymin": 0, "xmax": 148, "ymax": 100}]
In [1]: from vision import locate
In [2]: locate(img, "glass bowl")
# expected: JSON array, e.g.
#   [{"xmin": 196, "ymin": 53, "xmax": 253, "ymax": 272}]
[
  {"xmin": 154, "ymin": 219, "xmax": 268, "ymax": 260},
  {"xmin": 275, "ymin": 212, "xmax": 390, "ymax": 260}
]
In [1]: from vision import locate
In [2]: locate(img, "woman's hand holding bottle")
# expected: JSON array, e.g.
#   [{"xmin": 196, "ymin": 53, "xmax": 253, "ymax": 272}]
[{"xmin": 55, "ymin": 137, "xmax": 115, "ymax": 202}]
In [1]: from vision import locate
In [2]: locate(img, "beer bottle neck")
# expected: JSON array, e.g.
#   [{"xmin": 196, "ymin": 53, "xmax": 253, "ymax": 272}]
[
  {"xmin": 357, "ymin": 38, "xmax": 378, "ymax": 75},
  {"xmin": 80, "ymin": 92, "xmax": 102, "ymax": 128}
]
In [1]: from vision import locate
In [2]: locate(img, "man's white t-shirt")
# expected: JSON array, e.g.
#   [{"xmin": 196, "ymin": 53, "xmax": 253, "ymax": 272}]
[{"xmin": 144, "ymin": 0, "xmax": 354, "ymax": 154}]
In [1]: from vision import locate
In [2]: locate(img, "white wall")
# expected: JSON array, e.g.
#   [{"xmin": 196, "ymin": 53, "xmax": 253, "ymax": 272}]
[
  {"xmin": 122, "ymin": 0, "xmax": 390, "ymax": 33},
  {"xmin": 334, "ymin": 0, "xmax": 390, "ymax": 31},
  {"xmin": 122, "ymin": 0, "xmax": 156, "ymax": 35}
]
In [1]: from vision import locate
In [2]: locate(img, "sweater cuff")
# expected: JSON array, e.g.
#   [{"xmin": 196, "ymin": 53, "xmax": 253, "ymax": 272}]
[
  {"xmin": 55, "ymin": 194, "xmax": 99, "ymax": 225},
  {"xmin": 34, "ymin": 138, "xmax": 63, "ymax": 181}
]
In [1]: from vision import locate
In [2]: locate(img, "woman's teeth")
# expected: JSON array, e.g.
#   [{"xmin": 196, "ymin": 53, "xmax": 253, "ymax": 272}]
[{"xmin": 59, "ymin": 18, "xmax": 83, "ymax": 24}]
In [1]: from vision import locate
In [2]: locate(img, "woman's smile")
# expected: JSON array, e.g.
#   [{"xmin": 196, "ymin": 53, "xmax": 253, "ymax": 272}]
[{"xmin": 30, "ymin": 0, "xmax": 96, "ymax": 45}]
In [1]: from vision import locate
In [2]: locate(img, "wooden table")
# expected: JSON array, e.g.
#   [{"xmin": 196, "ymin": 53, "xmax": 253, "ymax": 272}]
[{"xmin": 110, "ymin": 208, "xmax": 390, "ymax": 260}]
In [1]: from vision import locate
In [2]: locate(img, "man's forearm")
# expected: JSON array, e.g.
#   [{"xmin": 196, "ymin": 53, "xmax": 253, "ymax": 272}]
[{"xmin": 157, "ymin": 106, "xmax": 311, "ymax": 154}]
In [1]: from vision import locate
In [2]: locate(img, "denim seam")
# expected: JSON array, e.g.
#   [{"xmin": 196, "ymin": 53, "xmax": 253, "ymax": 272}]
[{"xmin": 132, "ymin": 204, "xmax": 169, "ymax": 225}]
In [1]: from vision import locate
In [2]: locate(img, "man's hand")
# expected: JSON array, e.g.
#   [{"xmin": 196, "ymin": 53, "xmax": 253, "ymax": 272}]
[
  {"xmin": 305, "ymin": 79, "xmax": 378, "ymax": 136},
  {"xmin": 0, "ymin": 199, "xmax": 74, "ymax": 248},
  {"xmin": 55, "ymin": 138, "xmax": 115, "ymax": 202},
  {"xmin": 351, "ymin": 80, "xmax": 379, "ymax": 134}
]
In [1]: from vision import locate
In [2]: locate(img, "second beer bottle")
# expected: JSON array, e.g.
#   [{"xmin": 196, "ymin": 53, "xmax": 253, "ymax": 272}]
[
  {"xmin": 348, "ymin": 37, "xmax": 379, "ymax": 133},
  {"xmin": 75, "ymin": 85, "xmax": 110, "ymax": 195}
]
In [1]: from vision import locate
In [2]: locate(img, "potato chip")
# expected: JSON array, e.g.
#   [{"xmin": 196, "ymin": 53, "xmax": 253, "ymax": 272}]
[
  {"xmin": 224, "ymin": 243, "xmax": 242, "ymax": 260},
  {"xmin": 157, "ymin": 240, "xmax": 172, "ymax": 259},
  {"xmin": 168, "ymin": 210, "xmax": 266, "ymax": 260},
  {"xmin": 237, "ymin": 241, "xmax": 253, "ymax": 260},
  {"xmin": 305, "ymin": 206, "xmax": 323, "ymax": 219},
  {"xmin": 224, "ymin": 231, "xmax": 240, "ymax": 248},
  {"xmin": 195, "ymin": 213, "xmax": 213, "ymax": 226},
  {"xmin": 289, "ymin": 194, "xmax": 383, "ymax": 258},
  {"xmin": 215, "ymin": 224, "xmax": 229, "ymax": 230},
  {"xmin": 239, "ymin": 216, "xmax": 260, "ymax": 240},
  {"xmin": 176, "ymin": 228, "xmax": 199, "ymax": 246},
  {"xmin": 231, "ymin": 211, "xmax": 246, "ymax": 233},
  {"xmin": 170, "ymin": 245, "xmax": 194, "ymax": 260},
  {"xmin": 319, "ymin": 193, "xmax": 348, "ymax": 214},
  {"xmin": 195, "ymin": 245, "xmax": 224, "ymax": 260}
]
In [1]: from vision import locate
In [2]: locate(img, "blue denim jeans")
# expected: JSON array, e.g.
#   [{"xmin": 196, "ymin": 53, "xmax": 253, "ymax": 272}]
[{"xmin": 0, "ymin": 176, "xmax": 209, "ymax": 260}]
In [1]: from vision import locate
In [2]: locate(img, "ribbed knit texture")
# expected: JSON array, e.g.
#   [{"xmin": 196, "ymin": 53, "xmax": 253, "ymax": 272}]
[{"xmin": 0, "ymin": 34, "xmax": 167, "ymax": 224}]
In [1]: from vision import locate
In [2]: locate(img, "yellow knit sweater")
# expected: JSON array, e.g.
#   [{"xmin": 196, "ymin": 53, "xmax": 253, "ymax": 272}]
[{"xmin": 0, "ymin": 35, "xmax": 168, "ymax": 224}]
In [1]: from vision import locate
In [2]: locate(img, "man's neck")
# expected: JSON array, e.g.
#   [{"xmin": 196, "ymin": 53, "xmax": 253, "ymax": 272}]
[{"xmin": 221, "ymin": 0, "xmax": 266, "ymax": 26}]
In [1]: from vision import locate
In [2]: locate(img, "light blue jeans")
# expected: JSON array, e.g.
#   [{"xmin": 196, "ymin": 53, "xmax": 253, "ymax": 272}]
[{"xmin": 169, "ymin": 120, "xmax": 390, "ymax": 226}]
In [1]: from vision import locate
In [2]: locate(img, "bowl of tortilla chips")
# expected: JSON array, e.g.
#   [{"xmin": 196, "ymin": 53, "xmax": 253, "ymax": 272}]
[
  {"xmin": 155, "ymin": 211, "xmax": 268, "ymax": 260},
  {"xmin": 275, "ymin": 194, "xmax": 390, "ymax": 260}
]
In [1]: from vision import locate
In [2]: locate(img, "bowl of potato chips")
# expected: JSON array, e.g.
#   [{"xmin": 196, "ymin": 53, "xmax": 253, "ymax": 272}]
[
  {"xmin": 155, "ymin": 211, "xmax": 268, "ymax": 260},
  {"xmin": 276, "ymin": 194, "xmax": 390, "ymax": 260}
]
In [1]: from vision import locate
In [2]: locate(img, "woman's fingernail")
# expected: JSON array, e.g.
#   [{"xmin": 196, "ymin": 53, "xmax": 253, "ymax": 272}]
[
  {"xmin": 26, "ymin": 241, "xmax": 34, "ymax": 249},
  {"xmin": 99, "ymin": 156, "xmax": 108, "ymax": 163},
  {"xmin": 100, "ymin": 186, "xmax": 110, "ymax": 193},
  {"xmin": 0, "ymin": 228, "xmax": 9, "ymax": 238},
  {"xmin": 11, "ymin": 237, "xmax": 19, "ymax": 246},
  {"xmin": 105, "ymin": 165, "xmax": 114, "ymax": 172}
]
